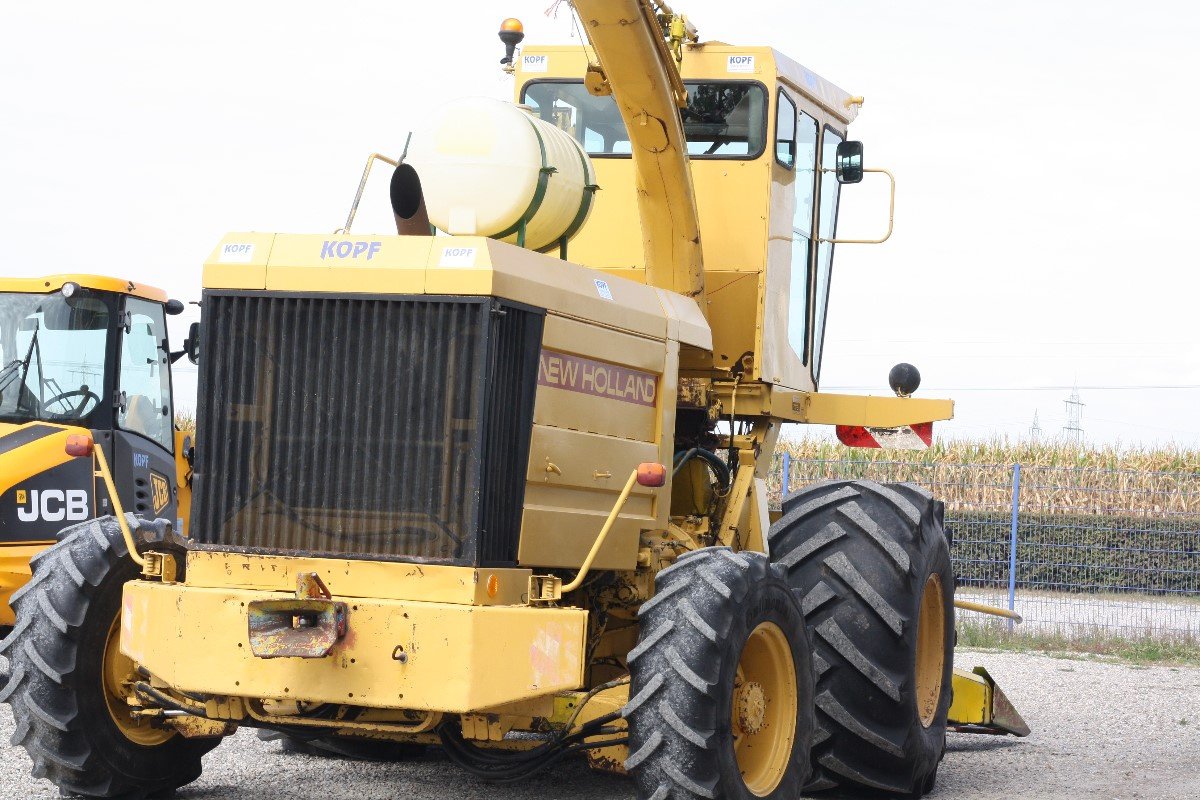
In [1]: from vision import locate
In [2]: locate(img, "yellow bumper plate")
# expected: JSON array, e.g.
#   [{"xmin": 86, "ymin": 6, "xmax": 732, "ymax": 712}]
[{"xmin": 121, "ymin": 581, "xmax": 587, "ymax": 713}]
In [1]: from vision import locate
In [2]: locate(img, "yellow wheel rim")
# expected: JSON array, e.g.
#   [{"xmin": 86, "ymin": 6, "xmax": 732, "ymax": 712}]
[
  {"xmin": 731, "ymin": 622, "xmax": 797, "ymax": 796},
  {"xmin": 914, "ymin": 574, "xmax": 946, "ymax": 728},
  {"xmin": 102, "ymin": 614, "xmax": 174, "ymax": 746}
]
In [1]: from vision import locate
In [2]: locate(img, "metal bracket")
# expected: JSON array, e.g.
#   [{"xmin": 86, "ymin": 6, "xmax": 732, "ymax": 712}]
[
  {"xmin": 141, "ymin": 551, "xmax": 178, "ymax": 583},
  {"xmin": 246, "ymin": 573, "xmax": 347, "ymax": 659},
  {"xmin": 528, "ymin": 575, "xmax": 563, "ymax": 605}
]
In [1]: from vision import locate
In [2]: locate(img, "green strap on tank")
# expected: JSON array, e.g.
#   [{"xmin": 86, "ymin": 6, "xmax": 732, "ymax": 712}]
[
  {"xmin": 493, "ymin": 116, "xmax": 556, "ymax": 242},
  {"xmin": 540, "ymin": 137, "xmax": 599, "ymax": 256}
]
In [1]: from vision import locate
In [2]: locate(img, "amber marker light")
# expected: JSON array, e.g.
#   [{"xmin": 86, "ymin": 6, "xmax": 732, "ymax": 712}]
[
  {"xmin": 499, "ymin": 18, "xmax": 525, "ymax": 67},
  {"xmin": 487, "ymin": 574, "xmax": 501, "ymax": 598},
  {"xmin": 636, "ymin": 462, "xmax": 667, "ymax": 488},
  {"xmin": 65, "ymin": 433, "xmax": 94, "ymax": 458}
]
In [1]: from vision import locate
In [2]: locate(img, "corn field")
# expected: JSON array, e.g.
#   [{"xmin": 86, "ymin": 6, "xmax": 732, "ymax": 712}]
[
  {"xmin": 775, "ymin": 437, "xmax": 1200, "ymax": 641},
  {"xmin": 771, "ymin": 437, "xmax": 1200, "ymax": 515}
]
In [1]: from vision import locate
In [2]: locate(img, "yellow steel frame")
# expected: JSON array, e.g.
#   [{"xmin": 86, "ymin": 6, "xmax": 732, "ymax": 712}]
[{"xmin": 0, "ymin": 274, "xmax": 168, "ymax": 302}]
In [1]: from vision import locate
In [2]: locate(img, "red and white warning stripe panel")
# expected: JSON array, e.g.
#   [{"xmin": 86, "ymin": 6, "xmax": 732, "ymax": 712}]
[{"xmin": 836, "ymin": 422, "xmax": 933, "ymax": 450}]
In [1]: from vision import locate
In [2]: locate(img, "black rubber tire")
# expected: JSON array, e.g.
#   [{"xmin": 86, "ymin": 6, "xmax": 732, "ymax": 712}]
[
  {"xmin": 258, "ymin": 728, "xmax": 425, "ymax": 761},
  {"xmin": 0, "ymin": 517, "xmax": 219, "ymax": 799},
  {"xmin": 625, "ymin": 547, "xmax": 814, "ymax": 800},
  {"xmin": 770, "ymin": 480, "xmax": 955, "ymax": 797}
]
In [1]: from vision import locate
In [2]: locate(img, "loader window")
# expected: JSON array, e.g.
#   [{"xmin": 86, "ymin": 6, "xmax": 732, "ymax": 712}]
[
  {"xmin": 117, "ymin": 297, "xmax": 173, "ymax": 452},
  {"xmin": 0, "ymin": 292, "xmax": 110, "ymax": 425},
  {"xmin": 787, "ymin": 112, "xmax": 819, "ymax": 365},
  {"xmin": 776, "ymin": 90, "xmax": 797, "ymax": 168},
  {"xmin": 812, "ymin": 127, "xmax": 845, "ymax": 382},
  {"xmin": 521, "ymin": 80, "xmax": 767, "ymax": 159}
]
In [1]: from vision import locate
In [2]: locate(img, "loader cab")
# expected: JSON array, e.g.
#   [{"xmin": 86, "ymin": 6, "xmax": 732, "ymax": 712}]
[
  {"xmin": 516, "ymin": 46, "xmax": 859, "ymax": 391},
  {"xmin": 0, "ymin": 276, "xmax": 186, "ymax": 541}
]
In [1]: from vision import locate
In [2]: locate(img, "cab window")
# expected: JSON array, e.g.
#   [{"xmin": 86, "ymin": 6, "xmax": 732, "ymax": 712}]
[
  {"xmin": 0, "ymin": 292, "xmax": 109, "ymax": 425},
  {"xmin": 787, "ymin": 112, "xmax": 819, "ymax": 365},
  {"xmin": 118, "ymin": 298, "xmax": 173, "ymax": 451},
  {"xmin": 812, "ymin": 127, "xmax": 844, "ymax": 382},
  {"xmin": 775, "ymin": 90, "xmax": 798, "ymax": 168},
  {"xmin": 522, "ymin": 80, "xmax": 767, "ymax": 159}
]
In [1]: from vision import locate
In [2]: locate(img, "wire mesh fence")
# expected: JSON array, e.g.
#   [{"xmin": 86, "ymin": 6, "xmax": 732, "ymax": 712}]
[{"xmin": 776, "ymin": 456, "xmax": 1200, "ymax": 642}]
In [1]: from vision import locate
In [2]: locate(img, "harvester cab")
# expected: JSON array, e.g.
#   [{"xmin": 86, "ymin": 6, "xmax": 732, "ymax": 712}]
[
  {"xmin": 1, "ymin": 4, "xmax": 1027, "ymax": 800},
  {"xmin": 0, "ymin": 275, "xmax": 193, "ymax": 628}
]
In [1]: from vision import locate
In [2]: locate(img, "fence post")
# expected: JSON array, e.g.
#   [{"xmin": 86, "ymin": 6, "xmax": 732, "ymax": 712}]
[
  {"xmin": 782, "ymin": 452, "xmax": 791, "ymax": 499},
  {"xmin": 1007, "ymin": 462, "xmax": 1021, "ymax": 632}
]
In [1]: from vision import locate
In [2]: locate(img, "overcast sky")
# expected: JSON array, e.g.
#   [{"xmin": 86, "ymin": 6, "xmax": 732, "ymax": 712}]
[{"xmin": 3, "ymin": 1, "xmax": 1198, "ymax": 448}]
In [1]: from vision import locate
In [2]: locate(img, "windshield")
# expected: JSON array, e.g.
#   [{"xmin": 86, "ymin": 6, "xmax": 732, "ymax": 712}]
[
  {"xmin": 0, "ymin": 292, "xmax": 111, "ymax": 424},
  {"xmin": 522, "ymin": 80, "xmax": 767, "ymax": 158}
]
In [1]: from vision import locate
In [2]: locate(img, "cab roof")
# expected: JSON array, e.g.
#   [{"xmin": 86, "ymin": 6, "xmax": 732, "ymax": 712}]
[{"xmin": 0, "ymin": 274, "xmax": 168, "ymax": 303}]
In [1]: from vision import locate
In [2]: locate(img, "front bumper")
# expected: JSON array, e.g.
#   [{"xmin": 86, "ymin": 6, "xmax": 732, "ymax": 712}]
[{"xmin": 121, "ymin": 579, "xmax": 588, "ymax": 714}]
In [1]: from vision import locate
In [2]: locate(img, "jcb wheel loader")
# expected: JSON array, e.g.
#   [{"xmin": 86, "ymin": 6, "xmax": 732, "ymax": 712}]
[
  {"xmin": 1, "ymin": 3, "xmax": 1027, "ymax": 799},
  {"xmin": 0, "ymin": 275, "xmax": 195, "ymax": 630}
]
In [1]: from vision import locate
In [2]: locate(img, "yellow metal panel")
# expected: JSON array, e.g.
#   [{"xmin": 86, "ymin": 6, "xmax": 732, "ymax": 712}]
[
  {"xmin": 0, "ymin": 545, "xmax": 51, "ymax": 626},
  {"xmin": 0, "ymin": 423, "xmax": 78, "ymax": 495},
  {"xmin": 0, "ymin": 274, "xmax": 167, "ymax": 302},
  {"xmin": 651, "ymin": 288, "xmax": 711, "ymax": 351},
  {"xmin": 203, "ymin": 232, "xmax": 276, "ymax": 289},
  {"xmin": 264, "ymin": 234, "xmax": 429, "ymax": 294},
  {"xmin": 704, "ymin": 271, "xmax": 761, "ymax": 373},
  {"xmin": 519, "ymin": 424, "xmax": 660, "ymax": 572},
  {"xmin": 121, "ymin": 581, "xmax": 587, "ymax": 713},
  {"xmin": 566, "ymin": 159, "xmax": 644, "ymax": 269},
  {"xmin": 535, "ymin": 315, "xmax": 664, "ymax": 443},
  {"xmin": 948, "ymin": 668, "xmax": 992, "ymax": 726},
  {"xmin": 692, "ymin": 159, "xmax": 771, "ymax": 272},
  {"xmin": 173, "ymin": 430, "xmax": 191, "ymax": 538},
  {"xmin": 183, "ymin": 551, "xmax": 530, "ymax": 607},
  {"xmin": 543, "ymin": 314, "xmax": 665, "ymax": 373}
]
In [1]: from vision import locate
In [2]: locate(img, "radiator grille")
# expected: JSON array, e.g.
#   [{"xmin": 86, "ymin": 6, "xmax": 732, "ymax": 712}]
[{"xmin": 191, "ymin": 292, "xmax": 543, "ymax": 566}]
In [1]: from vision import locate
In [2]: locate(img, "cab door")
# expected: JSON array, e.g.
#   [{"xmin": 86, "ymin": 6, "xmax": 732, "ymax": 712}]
[{"xmin": 108, "ymin": 297, "xmax": 180, "ymax": 530}]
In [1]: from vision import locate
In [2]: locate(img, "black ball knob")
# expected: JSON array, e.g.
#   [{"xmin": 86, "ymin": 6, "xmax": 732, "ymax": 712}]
[{"xmin": 888, "ymin": 363, "xmax": 921, "ymax": 397}]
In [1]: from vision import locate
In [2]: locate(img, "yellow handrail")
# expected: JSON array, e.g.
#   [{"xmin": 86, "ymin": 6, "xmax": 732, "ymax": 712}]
[
  {"xmin": 561, "ymin": 469, "xmax": 640, "ymax": 593},
  {"xmin": 92, "ymin": 443, "xmax": 145, "ymax": 567}
]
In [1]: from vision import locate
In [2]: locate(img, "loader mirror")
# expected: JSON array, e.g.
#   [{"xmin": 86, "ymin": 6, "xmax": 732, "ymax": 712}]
[
  {"xmin": 183, "ymin": 322, "xmax": 200, "ymax": 365},
  {"xmin": 835, "ymin": 140, "xmax": 864, "ymax": 184}
]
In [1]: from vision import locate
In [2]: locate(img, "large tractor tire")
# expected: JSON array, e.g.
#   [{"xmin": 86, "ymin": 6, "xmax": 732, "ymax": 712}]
[
  {"xmin": 0, "ymin": 517, "xmax": 218, "ymax": 799},
  {"xmin": 625, "ymin": 547, "xmax": 813, "ymax": 800},
  {"xmin": 770, "ymin": 480, "xmax": 954, "ymax": 797}
]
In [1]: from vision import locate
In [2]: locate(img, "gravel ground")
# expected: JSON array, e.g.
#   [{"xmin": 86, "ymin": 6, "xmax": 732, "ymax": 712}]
[{"xmin": 2, "ymin": 649, "xmax": 1198, "ymax": 799}]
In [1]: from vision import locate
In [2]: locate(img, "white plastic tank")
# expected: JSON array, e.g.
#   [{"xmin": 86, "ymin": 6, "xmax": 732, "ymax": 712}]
[{"xmin": 404, "ymin": 97, "xmax": 597, "ymax": 252}]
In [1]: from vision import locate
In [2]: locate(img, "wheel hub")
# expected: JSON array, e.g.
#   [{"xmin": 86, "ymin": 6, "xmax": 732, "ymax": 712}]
[
  {"xmin": 734, "ymin": 680, "xmax": 767, "ymax": 736},
  {"xmin": 103, "ymin": 615, "xmax": 174, "ymax": 746}
]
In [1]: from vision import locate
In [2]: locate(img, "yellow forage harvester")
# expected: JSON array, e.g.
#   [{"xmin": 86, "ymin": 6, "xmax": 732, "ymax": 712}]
[{"xmin": 0, "ymin": 3, "xmax": 1027, "ymax": 798}]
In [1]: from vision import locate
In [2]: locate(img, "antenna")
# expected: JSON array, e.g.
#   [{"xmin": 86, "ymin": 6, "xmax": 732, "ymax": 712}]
[{"xmin": 1062, "ymin": 385, "xmax": 1085, "ymax": 442}]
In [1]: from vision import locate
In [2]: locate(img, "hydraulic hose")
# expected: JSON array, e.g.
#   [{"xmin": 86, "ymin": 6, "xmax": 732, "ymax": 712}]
[{"xmin": 672, "ymin": 447, "xmax": 731, "ymax": 491}]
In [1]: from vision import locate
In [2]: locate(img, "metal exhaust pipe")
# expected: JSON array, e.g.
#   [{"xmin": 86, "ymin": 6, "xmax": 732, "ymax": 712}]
[{"xmin": 390, "ymin": 163, "xmax": 432, "ymax": 236}]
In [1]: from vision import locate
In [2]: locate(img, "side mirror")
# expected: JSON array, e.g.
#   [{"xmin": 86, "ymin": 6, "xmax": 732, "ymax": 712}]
[
  {"xmin": 835, "ymin": 140, "xmax": 864, "ymax": 184},
  {"xmin": 165, "ymin": 299, "xmax": 185, "ymax": 316},
  {"xmin": 184, "ymin": 322, "xmax": 200, "ymax": 365}
]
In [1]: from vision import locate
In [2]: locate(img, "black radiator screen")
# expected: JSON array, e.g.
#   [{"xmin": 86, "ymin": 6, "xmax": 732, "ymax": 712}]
[{"xmin": 191, "ymin": 292, "xmax": 543, "ymax": 566}]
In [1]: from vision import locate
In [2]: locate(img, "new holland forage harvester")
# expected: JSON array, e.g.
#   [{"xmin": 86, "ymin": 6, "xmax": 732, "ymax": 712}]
[{"xmin": 2, "ymin": 3, "xmax": 1028, "ymax": 798}]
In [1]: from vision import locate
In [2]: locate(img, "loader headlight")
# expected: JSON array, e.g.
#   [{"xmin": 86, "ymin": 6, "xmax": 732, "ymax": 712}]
[{"xmin": 61, "ymin": 281, "xmax": 81, "ymax": 299}]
